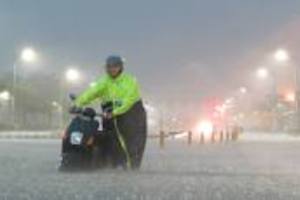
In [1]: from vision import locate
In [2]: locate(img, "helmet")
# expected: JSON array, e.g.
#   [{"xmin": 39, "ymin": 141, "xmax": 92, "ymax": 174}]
[{"xmin": 106, "ymin": 55, "xmax": 124, "ymax": 66}]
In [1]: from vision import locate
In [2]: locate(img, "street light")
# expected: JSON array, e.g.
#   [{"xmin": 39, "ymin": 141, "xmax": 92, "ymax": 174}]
[
  {"xmin": 274, "ymin": 48, "xmax": 289, "ymax": 63},
  {"xmin": 256, "ymin": 67, "xmax": 269, "ymax": 79},
  {"xmin": 240, "ymin": 87, "xmax": 247, "ymax": 94},
  {"xmin": 55, "ymin": 68, "xmax": 81, "ymax": 129},
  {"xmin": 12, "ymin": 47, "xmax": 38, "ymax": 129},
  {"xmin": 0, "ymin": 90, "xmax": 11, "ymax": 101},
  {"xmin": 14, "ymin": 48, "xmax": 38, "ymax": 83},
  {"xmin": 21, "ymin": 48, "xmax": 37, "ymax": 63},
  {"xmin": 273, "ymin": 48, "xmax": 299, "ymax": 112},
  {"xmin": 65, "ymin": 68, "xmax": 81, "ymax": 83}
]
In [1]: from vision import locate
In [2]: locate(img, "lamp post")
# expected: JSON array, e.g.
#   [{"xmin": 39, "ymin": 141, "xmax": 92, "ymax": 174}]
[
  {"xmin": 273, "ymin": 48, "xmax": 300, "ymax": 131},
  {"xmin": 12, "ymin": 47, "xmax": 38, "ymax": 129},
  {"xmin": 0, "ymin": 90, "xmax": 11, "ymax": 126},
  {"xmin": 57, "ymin": 68, "xmax": 82, "ymax": 128},
  {"xmin": 273, "ymin": 49, "xmax": 298, "ymax": 111},
  {"xmin": 256, "ymin": 66, "xmax": 279, "ymax": 131}
]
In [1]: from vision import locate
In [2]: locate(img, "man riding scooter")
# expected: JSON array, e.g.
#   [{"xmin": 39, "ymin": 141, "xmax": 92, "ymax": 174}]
[{"xmin": 74, "ymin": 55, "xmax": 147, "ymax": 170}]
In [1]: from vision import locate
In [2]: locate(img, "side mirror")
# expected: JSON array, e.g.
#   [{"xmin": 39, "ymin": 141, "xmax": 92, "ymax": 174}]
[{"xmin": 69, "ymin": 93, "xmax": 77, "ymax": 101}]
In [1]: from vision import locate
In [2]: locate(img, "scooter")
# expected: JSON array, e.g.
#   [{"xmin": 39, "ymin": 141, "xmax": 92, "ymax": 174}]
[{"xmin": 59, "ymin": 94, "xmax": 106, "ymax": 171}]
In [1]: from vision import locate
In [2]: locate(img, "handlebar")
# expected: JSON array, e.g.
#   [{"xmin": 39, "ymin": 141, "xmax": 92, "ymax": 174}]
[
  {"xmin": 69, "ymin": 93, "xmax": 104, "ymax": 118},
  {"xmin": 69, "ymin": 106, "xmax": 104, "ymax": 118}
]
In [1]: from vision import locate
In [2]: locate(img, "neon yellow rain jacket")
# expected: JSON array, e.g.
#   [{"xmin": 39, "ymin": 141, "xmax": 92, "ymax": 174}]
[{"xmin": 75, "ymin": 73, "xmax": 141, "ymax": 116}]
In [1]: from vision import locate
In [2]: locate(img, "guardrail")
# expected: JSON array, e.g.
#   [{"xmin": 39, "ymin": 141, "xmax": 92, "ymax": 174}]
[
  {"xmin": 0, "ymin": 127, "xmax": 243, "ymax": 148},
  {"xmin": 158, "ymin": 127, "xmax": 243, "ymax": 149},
  {"xmin": 0, "ymin": 131, "xmax": 60, "ymax": 139}
]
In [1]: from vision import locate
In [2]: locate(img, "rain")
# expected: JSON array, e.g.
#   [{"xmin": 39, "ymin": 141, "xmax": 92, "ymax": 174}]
[{"xmin": 1, "ymin": 0, "xmax": 300, "ymax": 199}]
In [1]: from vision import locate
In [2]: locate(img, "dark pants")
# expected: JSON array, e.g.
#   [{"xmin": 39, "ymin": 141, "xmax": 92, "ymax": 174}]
[{"xmin": 103, "ymin": 101, "xmax": 147, "ymax": 169}]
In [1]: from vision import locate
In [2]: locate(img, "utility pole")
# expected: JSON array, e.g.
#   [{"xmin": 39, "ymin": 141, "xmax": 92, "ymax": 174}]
[{"xmin": 12, "ymin": 62, "xmax": 17, "ymax": 129}]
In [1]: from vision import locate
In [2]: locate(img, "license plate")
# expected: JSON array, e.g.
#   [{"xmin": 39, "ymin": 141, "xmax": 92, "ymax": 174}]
[{"xmin": 70, "ymin": 132, "xmax": 83, "ymax": 145}]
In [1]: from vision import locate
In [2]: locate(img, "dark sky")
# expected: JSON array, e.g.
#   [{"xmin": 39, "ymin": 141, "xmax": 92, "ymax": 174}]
[{"xmin": 1, "ymin": 0, "xmax": 300, "ymax": 104}]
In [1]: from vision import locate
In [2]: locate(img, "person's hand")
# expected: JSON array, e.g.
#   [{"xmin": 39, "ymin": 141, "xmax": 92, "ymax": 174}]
[{"xmin": 103, "ymin": 112, "xmax": 113, "ymax": 119}]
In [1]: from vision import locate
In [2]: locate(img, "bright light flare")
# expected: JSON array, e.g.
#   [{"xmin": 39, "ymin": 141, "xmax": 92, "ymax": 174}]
[
  {"xmin": 0, "ymin": 90, "xmax": 11, "ymax": 101},
  {"xmin": 174, "ymin": 132, "xmax": 188, "ymax": 139},
  {"xmin": 285, "ymin": 92, "xmax": 295, "ymax": 102},
  {"xmin": 256, "ymin": 67, "xmax": 269, "ymax": 79},
  {"xmin": 274, "ymin": 48, "xmax": 289, "ymax": 63},
  {"xmin": 66, "ymin": 68, "xmax": 80, "ymax": 83},
  {"xmin": 240, "ymin": 87, "xmax": 247, "ymax": 94},
  {"xmin": 21, "ymin": 48, "xmax": 37, "ymax": 63},
  {"xmin": 196, "ymin": 120, "xmax": 214, "ymax": 137}
]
